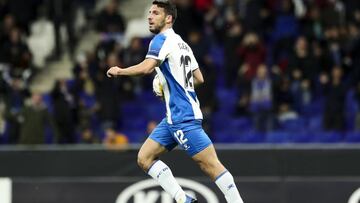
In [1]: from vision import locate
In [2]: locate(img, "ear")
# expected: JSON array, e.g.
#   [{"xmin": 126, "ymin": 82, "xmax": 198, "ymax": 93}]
[{"xmin": 165, "ymin": 15, "xmax": 172, "ymax": 24}]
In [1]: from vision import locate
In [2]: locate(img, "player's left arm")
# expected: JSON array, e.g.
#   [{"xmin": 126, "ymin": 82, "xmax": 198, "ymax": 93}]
[
  {"xmin": 193, "ymin": 68, "xmax": 204, "ymax": 86},
  {"xmin": 106, "ymin": 58, "xmax": 158, "ymax": 78}
]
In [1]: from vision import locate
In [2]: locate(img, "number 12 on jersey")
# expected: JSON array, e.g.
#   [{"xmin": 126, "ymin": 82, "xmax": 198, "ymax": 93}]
[{"xmin": 180, "ymin": 55, "xmax": 193, "ymax": 89}]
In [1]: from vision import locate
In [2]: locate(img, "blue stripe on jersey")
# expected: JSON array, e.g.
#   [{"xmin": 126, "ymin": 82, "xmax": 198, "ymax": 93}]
[
  {"xmin": 161, "ymin": 59, "xmax": 196, "ymax": 123},
  {"xmin": 188, "ymin": 91, "xmax": 197, "ymax": 101},
  {"xmin": 147, "ymin": 34, "xmax": 166, "ymax": 57}
]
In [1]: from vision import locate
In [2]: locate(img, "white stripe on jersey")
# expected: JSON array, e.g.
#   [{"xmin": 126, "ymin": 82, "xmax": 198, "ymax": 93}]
[{"xmin": 155, "ymin": 67, "xmax": 173, "ymax": 124}]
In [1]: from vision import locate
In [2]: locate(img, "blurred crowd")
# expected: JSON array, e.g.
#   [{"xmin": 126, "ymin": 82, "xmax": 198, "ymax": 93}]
[{"xmin": 1, "ymin": 0, "xmax": 360, "ymax": 145}]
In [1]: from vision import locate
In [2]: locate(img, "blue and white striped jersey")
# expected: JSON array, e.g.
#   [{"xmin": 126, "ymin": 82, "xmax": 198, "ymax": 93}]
[{"xmin": 146, "ymin": 28, "xmax": 203, "ymax": 124}]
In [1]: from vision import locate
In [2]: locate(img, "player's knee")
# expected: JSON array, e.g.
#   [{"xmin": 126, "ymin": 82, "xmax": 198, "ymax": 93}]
[
  {"xmin": 137, "ymin": 153, "xmax": 146, "ymax": 170},
  {"xmin": 137, "ymin": 152, "xmax": 153, "ymax": 171}
]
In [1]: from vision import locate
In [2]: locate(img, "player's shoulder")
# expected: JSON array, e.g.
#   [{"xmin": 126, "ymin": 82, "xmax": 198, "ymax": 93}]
[
  {"xmin": 149, "ymin": 33, "xmax": 168, "ymax": 51},
  {"xmin": 151, "ymin": 33, "xmax": 167, "ymax": 45}
]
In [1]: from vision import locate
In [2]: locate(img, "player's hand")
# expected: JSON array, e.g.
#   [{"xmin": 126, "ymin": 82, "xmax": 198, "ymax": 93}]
[{"xmin": 106, "ymin": 66, "xmax": 122, "ymax": 78}]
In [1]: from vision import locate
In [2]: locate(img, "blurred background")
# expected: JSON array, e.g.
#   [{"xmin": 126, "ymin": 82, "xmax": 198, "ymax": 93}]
[
  {"xmin": 1, "ymin": 0, "xmax": 360, "ymax": 146},
  {"xmin": 1, "ymin": 0, "xmax": 360, "ymax": 203}
]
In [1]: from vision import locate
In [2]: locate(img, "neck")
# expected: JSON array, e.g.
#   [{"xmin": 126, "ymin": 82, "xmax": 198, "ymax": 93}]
[{"xmin": 160, "ymin": 25, "xmax": 172, "ymax": 33}]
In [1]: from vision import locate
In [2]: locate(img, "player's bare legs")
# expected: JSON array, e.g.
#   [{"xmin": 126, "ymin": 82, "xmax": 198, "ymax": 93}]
[
  {"xmin": 137, "ymin": 138, "xmax": 167, "ymax": 171},
  {"xmin": 192, "ymin": 144, "xmax": 226, "ymax": 180},
  {"xmin": 193, "ymin": 145, "xmax": 244, "ymax": 203},
  {"xmin": 138, "ymin": 138, "xmax": 195, "ymax": 203}
]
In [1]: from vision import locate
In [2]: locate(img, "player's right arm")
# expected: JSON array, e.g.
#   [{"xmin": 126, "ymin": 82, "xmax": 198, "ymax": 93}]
[
  {"xmin": 106, "ymin": 58, "xmax": 158, "ymax": 78},
  {"xmin": 193, "ymin": 68, "xmax": 204, "ymax": 86}
]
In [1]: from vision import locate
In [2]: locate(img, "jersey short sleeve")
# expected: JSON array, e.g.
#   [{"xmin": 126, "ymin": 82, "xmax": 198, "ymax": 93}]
[
  {"xmin": 189, "ymin": 49, "xmax": 199, "ymax": 71},
  {"xmin": 146, "ymin": 33, "xmax": 170, "ymax": 62}
]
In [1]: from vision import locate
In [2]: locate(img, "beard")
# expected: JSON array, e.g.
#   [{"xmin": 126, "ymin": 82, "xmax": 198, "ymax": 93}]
[
  {"xmin": 149, "ymin": 21, "xmax": 166, "ymax": 34},
  {"xmin": 149, "ymin": 27, "xmax": 160, "ymax": 34}
]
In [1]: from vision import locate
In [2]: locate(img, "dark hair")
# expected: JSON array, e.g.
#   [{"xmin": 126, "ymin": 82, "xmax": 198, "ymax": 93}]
[{"xmin": 152, "ymin": 0, "xmax": 177, "ymax": 23}]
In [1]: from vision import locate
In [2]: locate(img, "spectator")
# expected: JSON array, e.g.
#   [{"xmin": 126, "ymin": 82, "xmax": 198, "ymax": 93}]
[
  {"xmin": 17, "ymin": 93, "xmax": 59, "ymax": 144},
  {"xmin": 235, "ymin": 93, "xmax": 250, "ymax": 117},
  {"xmin": 277, "ymin": 103, "xmax": 298, "ymax": 123},
  {"xmin": 173, "ymin": 0, "xmax": 203, "ymax": 41},
  {"xmin": 274, "ymin": 77, "xmax": 295, "ymax": 112},
  {"xmin": 51, "ymin": 79, "xmax": 76, "ymax": 144},
  {"xmin": 0, "ymin": 27, "xmax": 32, "ymax": 69},
  {"xmin": 79, "ymin": 127, "xmax": 99, "ymax": 144},
  {"xmin": 94, "ymin": 52, "xmax": 121, "ymax": 129},
  {"xmin": 103, "ymin": 127, "xmax": 128, "ymax": 150},
  {"xmin": 222, "ymin": 11, "xmax": 244, "ymax": 87},
  {"xmin": 3, "ymin": 78, "xmax": 29, "ymax": 144},
  {"xmin": 146, "ymin": 120, "xmax": 158, "ymax": 135},
  {"xmin": 300, "ymin": 5, "xmax": 323, "ymax": 41},
  {"xmin": 0, "ymin": 14, "xmax": 16, "ymax": 45},
  {"xmin": 6, "ymin": 0, "xmax": 41, "ymax": 34},
  {"xmin": 236, "ymin": 32, "xmax": 266, "ymax": 93},
  {"xmin": 243, "ymin": 0, "xmax": 270, "ymax": 35},
  {"xmin": 46, "ymin": 0, "xmax": 78, "ymax": 58},
  {"xmin": 321, "ymin": 66, "xmax": 347, "ymax": 131},
  {"xmin": 249, "ymin": 64, "xmax": 273, "ymax": 132},
  {"xmin": 122, "ymin": 37, "xmax": 148, "ymax": 91},
  {"xmin": 287, "ymin": 36, "xmax": 318, "ymax": 83},
  {"xmin": 96, "ymin": 0, "xmax": 126, "ymax": 43}
]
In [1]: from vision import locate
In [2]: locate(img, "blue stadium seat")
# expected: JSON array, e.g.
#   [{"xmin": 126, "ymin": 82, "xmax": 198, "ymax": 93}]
[
  {"xmin": 137, "ymin": 91, "xmax": 160, "ymax": 102},
  {"xmin": 266, "ymin": 131, "xmax": 291, "ymax": 143},
  {"xmin": 211, "ymin": 113, "xmax": 231, "ymax": 131},
  {"xmin": 41, "ymin": 93, "xmax": 54, "ymax": 114},
  {"xmin": 121, "ymin": 102, "xmax": 145, "ymax": 119},
  {"xmin": 236, "ymin": 130, "xmax": 264, "ymax": 143},
  {"xmin": 145, "ymin": 102, "xmax": 166, "ymax": 121},
  {"xmin": 311, "ymin": 131, "xmax": 343, "ymax": 143},
  {"xmin": 279, "ymin": 118, "xmax": 306, "ymax": 131},
  {"xmin": 122, "ymin": 130, "xmax": 146, "ymax": 143},
  {"xmin": 344, "ymin": 132, "xmax": 360, "ymax": 143},
  {"xmin": 302, "ymin": 100, "xmax": 324, "ymax": 116},
  {"xmin": 290, "ymin": 131, "xmax": 313, "ymax": 143},
  {"xmin": 212, "ymin": 129, "xmax": 243, "ymax": 143},
  {"xmin": 308, "ymin": 115, "xmax": 323, "ymax": 131},
  {"xmin": 122, "ymin": 117, "xmax": 148, "ymax": 130},
  {"xmin": 229, "ymin": 117, "xmax": 252, "ymax": 131}
]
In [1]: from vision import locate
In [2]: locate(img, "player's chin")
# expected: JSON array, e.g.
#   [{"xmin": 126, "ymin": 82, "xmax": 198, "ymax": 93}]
[{"xmin": 149, "ymin": 27, "xmax": 159, "ymax": 34}]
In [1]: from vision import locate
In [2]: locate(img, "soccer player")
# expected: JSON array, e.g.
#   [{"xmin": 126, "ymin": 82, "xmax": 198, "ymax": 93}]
[{"xmin": 106, "ymin": 1, "xmax": 244, "ymax": 202}]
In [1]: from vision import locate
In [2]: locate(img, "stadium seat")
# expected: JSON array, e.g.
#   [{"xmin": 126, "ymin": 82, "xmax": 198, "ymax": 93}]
[
  {"xmin": 266, "ymin": 131, "xmax": 291, "ymax": 143},
  {"xmin": 236, "ymin": 130, "xmax": 264, "ymax": 143},
  {"xmin": 41, "ymin": 93, "xmax": 54, "ymax": 114},
  {"xmin": 122, "ymin": 130, "xmax": 146, "ymax": 143},
  {"xmin": 302, "ymin": 100, "xmax": 324, "ymax": 116},
  {"xmin": 229, "ymin": 117, "xmax": 253, "ymax": 131},
  {"xmin": 279, "ymin": 118, "xmax": 306, "ymax": 131},
  {"xmin": 344, "ymin": 132, "xmax": 360, "ymax": 143},
  {"xmin": 137, "ymin": 91, "xmax": 160, "ymax": 102},
  {"xmin": 311, "ymin": 131, "xmax": 343, "ymax": 143},
  {"xmin": 290, "ymin": 131, "xmax": 313, "ymax": 143},
  {"xmin": 121, "ymin": 102, "xmax": 145, "ymax": 119},
  {"xmin": 145, "ymin": 102, "xmax": 166, "ymax": 121},
  {"xmin": 122, "ymin": 117, "xmax": 148, "ymax": 131},
  {"xmin": 211, "ymin": 113, "xmax": 231, "ymax": 131},
  {"xmin": 307, "ymin": 115, "xmax": 323, "ymax": 131}
]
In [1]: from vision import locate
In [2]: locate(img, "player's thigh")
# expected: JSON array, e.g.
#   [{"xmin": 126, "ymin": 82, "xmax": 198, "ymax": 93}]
[
  {"xmin": 138, "ymin": 119, "xmax": 177, "ymax": 169},
  {"xmin": 191, "ymin": 144, "xmax": 226, "ymax": 180},
  {"xmin": 138, "ymin": 138, "xmax": 168, "ymax": 162}
]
